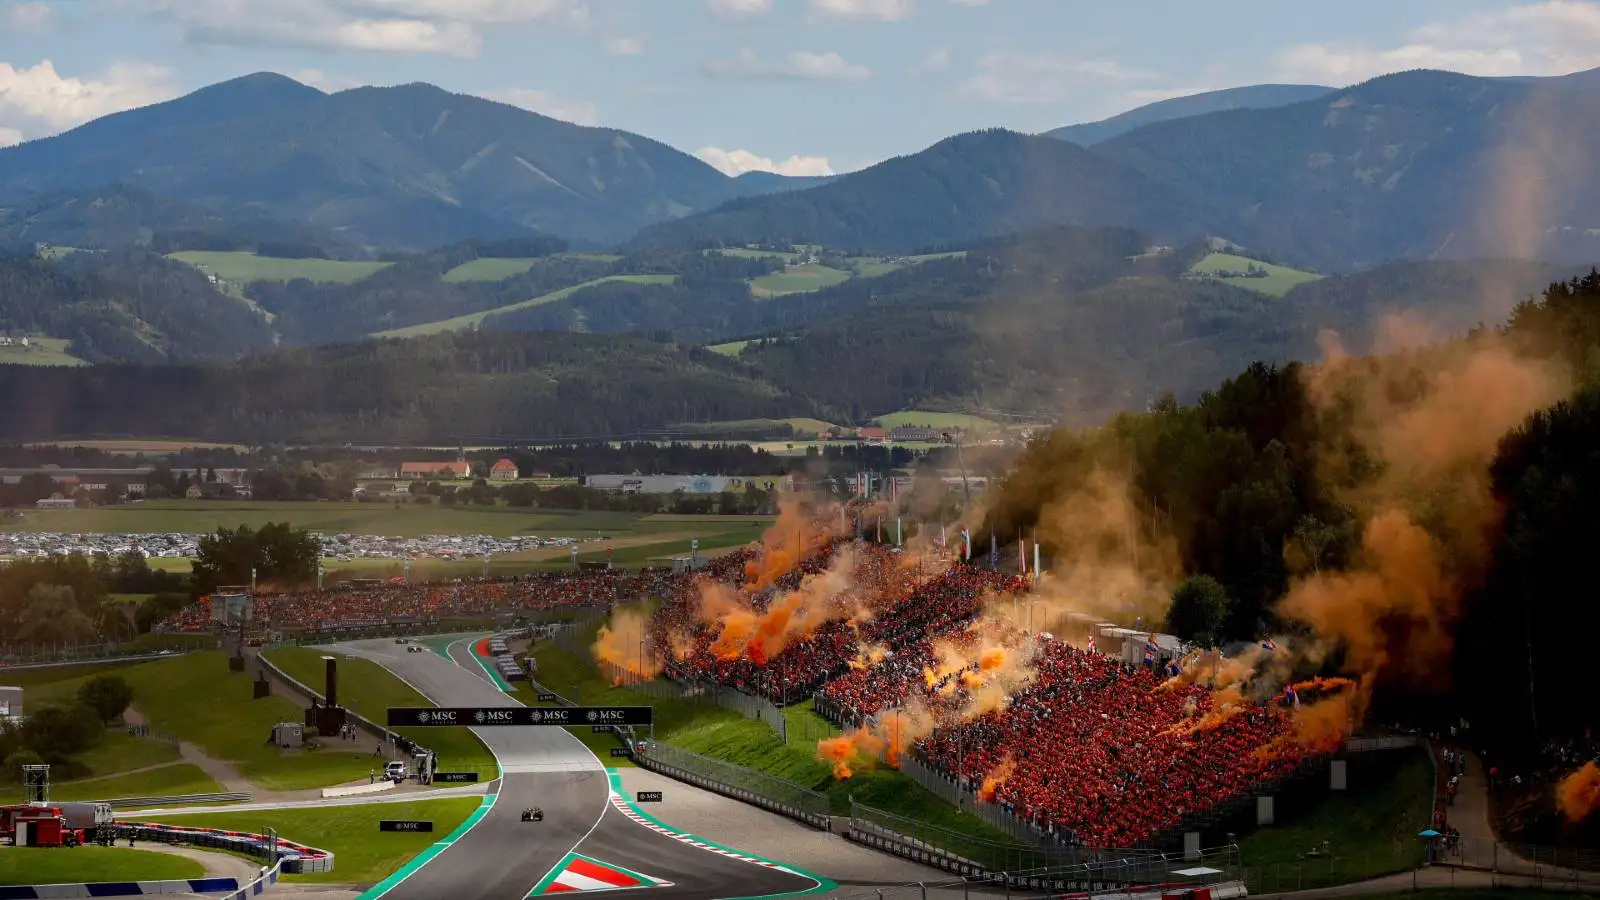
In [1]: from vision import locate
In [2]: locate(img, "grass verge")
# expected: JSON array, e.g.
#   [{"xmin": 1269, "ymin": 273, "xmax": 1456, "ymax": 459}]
[
  {"xmin": 1237, "ymin": 751, "xmax": 1433, "ymax": 890},
  {"xmin": 49, "ymin": 764, "xmax": 228, "ymax": 802},
  {"xmin": 264, "ymin": 646, "xmax": 498, "ymax": 777},
  {"xmin": 140, "ymin": 797, "xmax": 480, "ymax": 883},
  {"xmin": 525, "ymin": 623, "xmax": 1016, "ymax": 848},
  {"xmin": 0, "ymin": 846, "xmax": 203, "ymax": 885}
]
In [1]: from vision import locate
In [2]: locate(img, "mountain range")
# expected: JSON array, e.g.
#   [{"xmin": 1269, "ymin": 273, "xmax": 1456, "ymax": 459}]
[{"xmin": 3, "ymin": 67, "xmax": 1600, "ymax": 268}]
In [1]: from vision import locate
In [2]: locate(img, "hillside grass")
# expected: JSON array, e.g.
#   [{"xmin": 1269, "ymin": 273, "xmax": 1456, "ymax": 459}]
[
  {"xmin": 440, "ymin": 258, "xmax": 542, "ymax": 283},
  {"xmin": 50, "ymin": 764, "xmax": 228, "ymax": 802},
  {"xmin": 873, "ymin": 410, "xmax": 999, "ymax": 432},
  {"xmin": 706, "ymin": 340, "xmax": 753, "ymax": 357},
  {"xmin": 711, "ymin": 247, "xmax": 798, "ymax": 262},
  {"xmin": 265, "ymin": 646, "xmax": 497, "ymax": 776},
  {"xmin": 374, "ymin": 274, "xmax": 677, "ymax": 338},
  {"xmin": 750, "ymin": 264, "xmax": 850, "ymax": 298},
  {"xmin": 1186, "ymin": 252, "xmax": 1322, "ymax": 297},
  {"xmin": 141, "ymin": 797, "xmax": 481, "ymax": 883},
  {"xmin": 0, "ymin": 336, "xmax": 89, "ymax": 367},
  {"xmin": 167, "ymin": 251, "xmax": 391, "ymax": 284},
  {"xmin": 527, "ymin": 621, "xmax": 1018, "ymax": 850},
  {"xmin": 0, "ymin": 847, "xmax": 203, "ymax": 885}
]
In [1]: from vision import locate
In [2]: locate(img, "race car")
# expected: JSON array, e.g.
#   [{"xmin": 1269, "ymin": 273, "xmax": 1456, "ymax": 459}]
[
  {"xmin": 521, "ymin": 807, "xmax": 543, "ymax": 822},
  {"xmin": 406, "ymin": 644, "xmax": 424, "ymax": 653}
]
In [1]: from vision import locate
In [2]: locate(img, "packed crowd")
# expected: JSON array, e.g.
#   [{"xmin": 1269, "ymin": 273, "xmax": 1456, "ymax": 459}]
[
  {"xmin": 156, "ymin": 571, "xmax": 636, "ymax": 633},
  {"xmin": 914, "ymin": 640, "xmax": 1319, "ymax": 848},
  {"xmin": 652, "ymin": 540, "xmax": 1024, "ymax": 703}
]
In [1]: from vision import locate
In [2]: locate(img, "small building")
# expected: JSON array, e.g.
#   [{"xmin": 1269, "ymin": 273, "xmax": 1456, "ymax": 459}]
[
  {"xmin": 857, "ymin": 427, "xmax": 887, "ymax": 442},
  {"xmin": 34, "ymin": 498, "xmax": 75, "ymax": 510},
  {"xmin": 0, "ymin": 686, "xmax": 21, "ymax": 720},
  {"xmin": 489, "ymin": 459, "xmax": 519, "ymax": 481},
  {"xmin": 270, "ymin": 722, "xmax": 303, "ymax": 748},
  {"xmin": 399, "ymin": 460, "xmax": 472, "ymax": 479}
]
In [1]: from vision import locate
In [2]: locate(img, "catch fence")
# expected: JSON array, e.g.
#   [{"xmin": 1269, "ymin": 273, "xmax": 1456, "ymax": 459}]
[{"xmin": 0, "ymin": 635, "xmax": 214, "ymax": 667}]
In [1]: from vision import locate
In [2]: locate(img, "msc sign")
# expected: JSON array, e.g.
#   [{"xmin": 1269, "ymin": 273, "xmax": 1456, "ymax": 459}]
[
  {"xmin": 379, "ymin": 820, "xmax": 434, "ymax": 832},
  {"xmin": 386, "ymin": 706, "xmax": 654, "ymax": 727}
]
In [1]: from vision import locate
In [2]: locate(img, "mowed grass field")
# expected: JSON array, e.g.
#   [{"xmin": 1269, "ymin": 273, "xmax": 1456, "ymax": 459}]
[
  {"xmin": 265, "ymin": 646, "xmax": 497, "ymax": 776},
  {"xmin": 0, "ymin": 847, "xmax": 203, "ymax": 885},
  {"xmin": 1186, "ymin": 252, "xmax": 1323, "ymax": 297},
  {"xmin": 167, "ymin": 251, "xmax": 392, "ymax": 284},
  {"xmin": 374, "ymin": 274, "xmax": 677, "ymax": 338},
  {"xmin": 440, "ymin": 257, "xmax": 542, "ymax": 282},
  {"xmin": 749, "ymin": 264, "xmax": 850, "ymax": 298},
  {"xmin": 0, "ymin": 336, "xmax": 89, "ymax": 367},
  {"xmin": 873, "ymin": 410, "xmax": 1000, "ymax": 432},
  {"xmin": 142, "ymin": 797, "xmax": 483, "ymax": 883},
  {"xmin": 22, "ymin": 438, "xmax": 249, "ymax": 453},
  {"xmin": 706, "ymin": 339, "xmax": 753, "ymax": 356}
]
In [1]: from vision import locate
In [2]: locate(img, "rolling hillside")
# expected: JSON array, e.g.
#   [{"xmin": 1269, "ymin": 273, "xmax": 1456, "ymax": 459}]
[
  {"xmin": 1046, "ymin": 84, "xmax": 1335, "ymax": 146},
  {"xmin": 0, "ymin": 73, "xmax": 821, "ymax": 249}
]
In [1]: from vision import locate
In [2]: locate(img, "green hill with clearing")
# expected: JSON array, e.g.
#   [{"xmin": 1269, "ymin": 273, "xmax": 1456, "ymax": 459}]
[
  {"xmin": 374, "ymin": 275, "xmax": 678, "ymax": 338},
  {"xmin": 1185, "ymin": 252, "xmax": 1321, "ymax": 297},
  {"xmin": 168, "ymin": 251, "xmax": 392, "ymax": 284}
]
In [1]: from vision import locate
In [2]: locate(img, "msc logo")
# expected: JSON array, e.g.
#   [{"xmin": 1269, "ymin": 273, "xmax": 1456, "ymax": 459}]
[
  {"xmin": 594, "ymin": 709, "xmax": 626, "ymax": 721},
  {"xmin": 482, "ymin": 710, "xmax": 515, "ymax": 723}
]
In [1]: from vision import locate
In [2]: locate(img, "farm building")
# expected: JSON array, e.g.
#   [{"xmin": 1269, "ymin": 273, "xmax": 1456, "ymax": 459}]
[
  {"xmin": 399, "ymin": 460, "xmax": 472, "ymax": 479},
  {"xmin": 489, "ymin": 459, "xmax": 519, "ymax": 481}
]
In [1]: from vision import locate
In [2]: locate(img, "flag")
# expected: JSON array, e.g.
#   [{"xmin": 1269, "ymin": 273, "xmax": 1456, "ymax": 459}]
[
  {"xmin": 1284, "ymin": 684, "xmax": 1300, "ymax": 708},
  {"xmin": 1143, "ymin": 633, "xmax": 1159, "ymax": 665},
  {"xmin": 1087, "ymin": 635, "xmax": 1097, "ymax": 654},
  {"xmin": 989, "ymin": 533, "xmax": 998, "ymax": 570},
  {"xmin": 1261, "ymin": 638, "xmax": 1278, "ymax": 652},
  {"xmin": 962, "ymin": 528, "xmax": 971, "ymax": 561}
]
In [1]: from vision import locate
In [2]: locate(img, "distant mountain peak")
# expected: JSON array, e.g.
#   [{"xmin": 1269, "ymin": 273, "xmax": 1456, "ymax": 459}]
[{"xmin": 1046, "ymin": 84, "xmax": 1336, "ymax": 147}]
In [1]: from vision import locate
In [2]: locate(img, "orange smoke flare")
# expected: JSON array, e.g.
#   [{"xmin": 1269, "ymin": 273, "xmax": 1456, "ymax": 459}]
[
  {"xmin": 978, "ymin": 756, "xmax": 1016, "ymax": 803},
  {"xmin": 1557, "ymin": 761, "xmax": 1600, "ymax": 823},
  {"xmin": 591, "ymin": 606, "xmax": 662, "ymax": 685}
]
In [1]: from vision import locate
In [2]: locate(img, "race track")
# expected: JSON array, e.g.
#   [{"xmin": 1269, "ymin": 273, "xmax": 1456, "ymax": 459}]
[{"xmin": 331, "ymin": 638, "xmax": 821, "ymax": 900}]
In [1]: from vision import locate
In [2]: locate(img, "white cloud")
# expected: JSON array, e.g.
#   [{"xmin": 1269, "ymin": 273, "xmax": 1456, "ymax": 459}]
[
  {"xmin": 604, "ymin": 36, "xmax": 644, "ymax": 55},
  {"xmin": 957, "ymin": 52, "xmax": 1147, "ymax": 104},
  {"xmin": 706, "ymin": 0, "xmax": 771, "ymax": 17},
  {"xmin": 808, "ymin": 0, "xmax": 912, "ymax": 21},
  {"xmin": 908, "ymin": 46, "xmax": 951, "ymax": 76},
  {"xmin": 137, "ymin": 0, "xmax": 587, "ymax": 57},
  {"xmin": 0, "ymin": 59, "xmax": 178, "ymax": 142},
  {"xmin": 288, "ymin": 68, "xmax": 365, "ymax": 92},
  {"xmin": 484, "ymin": 87, "xmax": 599, "ymax": 126},
  {"xmin": 0, "ymin": 125, "xmax": 22, "ymax": 147},
  {"xmin": 4, "ymin": 1, "xmax": 53, "ymax": 32},
  {"xmin": 703, "ymin": 48, "xmax": 871, "ymax": 82},
  {"xmin": 694, "ymin": 146, "xmax": 835, "ymax": 177},
  {"xmin": 1275, "ymin": 0, "xmax": 1600, "ymax": 83}
]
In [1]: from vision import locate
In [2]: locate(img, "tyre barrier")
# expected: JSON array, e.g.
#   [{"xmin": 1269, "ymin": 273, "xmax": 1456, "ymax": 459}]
[{"xmin": 114, "ymin": 823, "xmax": 335, "ymax": 875}]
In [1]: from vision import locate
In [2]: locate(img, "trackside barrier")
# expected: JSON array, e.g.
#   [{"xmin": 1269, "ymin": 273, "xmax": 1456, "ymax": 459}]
[
  {"xmin": 0, "ymin": 876, "xmax": 243, "ymax": 898},
  {"xmin": 220, "ymin": 860, "xmax": 283, "ymax": 900},
  {"xmin": 101, "ymin": 792, "xmax": 252, "ymax": 808},
  {"xmin": 115, "ymin": 822, "xmax": 334, "ymax": 875}
]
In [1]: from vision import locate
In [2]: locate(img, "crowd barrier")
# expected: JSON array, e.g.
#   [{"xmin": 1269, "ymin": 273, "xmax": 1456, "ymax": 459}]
[{"xmin": 102, "ymin": 792, "xmax": 251, "ymax": 808}]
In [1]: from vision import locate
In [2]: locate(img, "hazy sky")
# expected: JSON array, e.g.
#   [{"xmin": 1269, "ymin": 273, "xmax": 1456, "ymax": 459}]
[{"xmin": 3, "ymin": 0, "xmax": 1599, "ymax": 174}]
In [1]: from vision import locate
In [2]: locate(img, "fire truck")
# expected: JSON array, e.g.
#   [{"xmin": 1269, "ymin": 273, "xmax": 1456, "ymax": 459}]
[{"xmin": 1, "ymin": 802, "xmax": 113, "ymax": 847}]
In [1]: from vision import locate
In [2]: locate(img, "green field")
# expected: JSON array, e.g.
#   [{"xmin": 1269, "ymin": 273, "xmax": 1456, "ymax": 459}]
[
  {"xmin": 872, "ymin": 410, "xmax": 1000, "ymax": 432},
  {"xmin": 712, "ymin": 247, "xmax": 799, "ymax": 261},
  {"xmin": 375, "ymin": 274, "xmax": 677, "ymax": 338},
  {"xmin": 167, "ymin": 251, "xmax": 392, "ymax": 284},
  {"xmin": 0, "ymin": 336, "xmax": 89, "ymax": 367},
  {"xmin": 1237, "ymin": 752, "xmax": 1433, "ymax": 890},
  {"xmin": 142, "ymin": 797, "xmax": 481, "ymax": 883},
  {"xmin": 1186, "ymin": 252, "xmax": 1323, "ymax": 297},
  {"xmin": 527, "ymin": 620, "xmax": 1017, "ymax": 850},
  {"xmin": 70, "ymin": 729, "xmax": 183, "ymax": 778},
  {"xmin": 265, "ymin": 646, "xmax": 497, "ymax": 776},
  {"xmin": 749, "ymin": 264, "xmax": 851, "ymax": 298},
  {"xmin": 51, "ymin": 764, "xmax": 227, "ymax": 802},
  {"xmin": 706, "ymin": 340, "xmax": 754, "ymax": 357},
  {"xmin": 440, "ymin": 258, "xmax": 542, "ymax": 283},
  {"xmin": 0, "ymin": 846, "xmax": 203, "ymax": 885},
  {"xmin": 103, "ymin": 651, "xmax": 378, "ymax": 791}
]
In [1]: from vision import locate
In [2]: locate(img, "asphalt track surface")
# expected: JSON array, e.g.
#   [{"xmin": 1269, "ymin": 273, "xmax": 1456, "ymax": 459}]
[{"xmin": 331, "ymin": 638, "xmax": 820, "ymax": 900}]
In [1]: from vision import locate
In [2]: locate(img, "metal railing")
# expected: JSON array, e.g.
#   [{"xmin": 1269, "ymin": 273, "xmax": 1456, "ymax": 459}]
[
  {"xmin": 102, "ymin": 791, "xmax": 251, "ymax": 808},
  {"xmin": 896, "ymin": 753, "xmax": 1060, "ymax": 849},
  {"xmin": 124, "ymin": 723, "xmax": 181, "ymax": 750},
  {"xmin": 601, "ymin": 658, "xmax": 790, "ymax": 739},
  {"xmin": 634, "ymin": 740, "xmax": 830, "ymax": 829}
]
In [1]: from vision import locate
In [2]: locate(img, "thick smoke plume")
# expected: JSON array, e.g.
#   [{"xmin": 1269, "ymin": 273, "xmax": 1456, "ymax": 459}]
[
  {"xmin": 1282, "ymin": 335, "xmax": 1569, "ymax": 715},
  {"xmin": 743, "ymin": 498, "xmax": 847, "ymax": 590},
  {"xmin": 1557, "ymin": 761, "xmax": 1600, "ymax": 824},
  {"xmin": 709, "ymin": 543, "xmax": 864, "ymax": 664},
  {"xmin": 592, "ymin": 605, "xmax": 662, "ymax": 684}
]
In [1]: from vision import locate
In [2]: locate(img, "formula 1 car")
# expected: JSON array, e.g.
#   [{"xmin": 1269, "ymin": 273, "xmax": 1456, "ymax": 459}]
[{"xmin": 521, "ymin": 807, "xmax": 543, "ymax": 822}]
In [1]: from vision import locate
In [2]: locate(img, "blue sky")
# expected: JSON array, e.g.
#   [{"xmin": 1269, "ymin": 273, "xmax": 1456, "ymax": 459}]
[{"xmin": 2, "ymin": 0, "xmax": 1599, "ymax": 174}]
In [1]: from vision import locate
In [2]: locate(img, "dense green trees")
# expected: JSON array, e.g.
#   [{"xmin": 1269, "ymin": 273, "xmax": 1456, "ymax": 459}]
[
  {"xmin": 191, "ymin": 523, "xmax": 319, "ymax": 595},
  {"xmin": 78, "ymin": 675, "xmax": 135, "ymax": 724}
]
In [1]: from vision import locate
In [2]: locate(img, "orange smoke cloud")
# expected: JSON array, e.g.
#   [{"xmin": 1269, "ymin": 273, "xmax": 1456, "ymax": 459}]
[
  {"xmin": 744, "ymin": 499, "xmax": 846, "ymax": 591},
  {"xmin": 1557, "ymin": 761, "xmax": 1600, "ymax": 824},
  {"xmin": 591, "ymin": 606, "xmax": 662, "ymax": 685},
  {"xmin": 709, "ymin": 543, "xmax": 865, "ymax": 664},
  {"xmin": 978, "ymin": 756, "xmax": 1016, "ymax": 803},
  {"xmin": 817, "ymin": 704, "xmax": 936, "ymax": 778}
]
